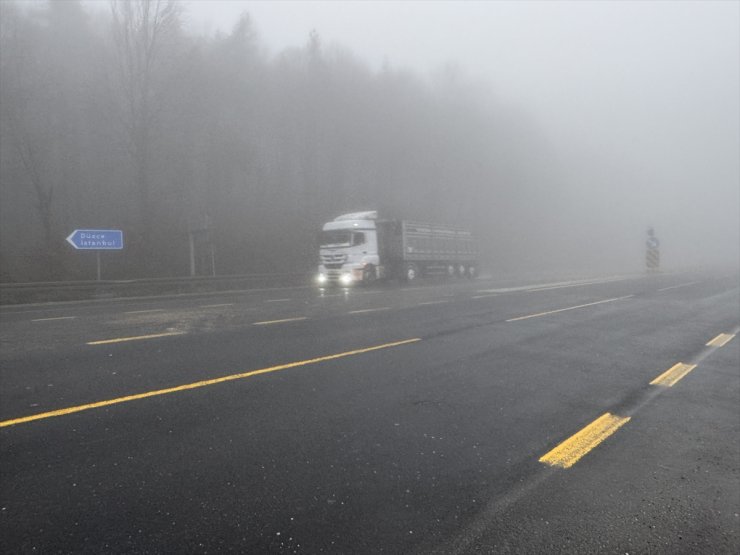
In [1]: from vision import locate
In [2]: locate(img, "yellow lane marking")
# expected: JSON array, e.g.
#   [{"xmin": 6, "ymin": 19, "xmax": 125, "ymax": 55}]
[
  {"xmin": 650, "ymin": 362, "xmax": 698, "ymax": 387},
  {"xmin": 706, "ymin": 333, "xmax": 735, "ymax": 348},
  {"xmin": 657, "ymin": 281, "xmax": 699, "ymax": 292},
  {"xmin": 87, "ymin": 332, "xmax": 185, "ymax": 345},
  {"xmin": 418, "ymin": 300, "xmax": 449, "ymax": 306},
  {"xmin": 0, "ymin": 338, "xmax": 421, "ymax": 428},
  {"xmin": 539, "ymin": 412, "xmax": 631, "ymax": 469},
  {"xmin": 201, "ymin": 303, "xmax": 234, "ymax": 308},
  {"xmin": 348, "ymin": 307, "xmax": 391, "ymax": 314},
  {"xmin": 252, "ymin": 317, "xmax": 307, "ymax": 325},
  {"xmin": 506, "ymin": 295, "xmax": 634, "ymax": 322},
  {"xmin": 472, "ymin": 294, "xmax": 497, "ymax": 299},
  {"xmin": 265, "ymin": 299, "xmax": 291, "ymax": 303},
  {"xmin": 32, "ymin": 316, "xmax": 76, "ymax": 322},
  {"xmin": 124, "ymin": 309, "xmax": 165, "ymax": 314}
]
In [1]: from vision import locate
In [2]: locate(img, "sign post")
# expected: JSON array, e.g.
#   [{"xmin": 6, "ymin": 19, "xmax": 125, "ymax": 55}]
[
  {"xmin": 66, "ymin": 229, "xmax": 124, "ymax": 280},
  {"xmin": 646, "ymin": 227, "xmax": 660, "ymax": 272}
]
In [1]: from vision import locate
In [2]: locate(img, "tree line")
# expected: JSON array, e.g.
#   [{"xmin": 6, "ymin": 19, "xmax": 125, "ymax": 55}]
[{"xmin": 0, "ymin": 0, "xmax": 559, "ymax": 282}]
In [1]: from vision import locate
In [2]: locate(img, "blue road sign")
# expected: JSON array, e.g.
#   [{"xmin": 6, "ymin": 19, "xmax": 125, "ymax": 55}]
[{"xmin": 66, "ymin": 229, "xmax": 124, "ymax": 250}]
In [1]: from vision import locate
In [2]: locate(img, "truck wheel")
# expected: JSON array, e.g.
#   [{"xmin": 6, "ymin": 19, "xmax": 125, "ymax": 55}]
[
  {"xmin": 467, "ymin": 265, "xmax": 477, "ymax": 279},
  {"xmin": 362, "ymin": 264, "xmax": 377, "ymax": 285},
  {"xmin": 404, "ymin": 262, "xmax": 418, "ymax": 282},
  {"xmin": 447, "ymin": 265, "xmax": 456, "ymax": 277},
  {"xmin": 458, "ymin": 264, "xmax": 466, "ymax": 278}
]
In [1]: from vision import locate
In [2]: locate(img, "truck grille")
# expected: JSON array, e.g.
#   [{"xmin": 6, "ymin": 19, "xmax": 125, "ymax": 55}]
[{"xmin": 321, "ymin": 253, "xmax": 347, "ymax": 265}]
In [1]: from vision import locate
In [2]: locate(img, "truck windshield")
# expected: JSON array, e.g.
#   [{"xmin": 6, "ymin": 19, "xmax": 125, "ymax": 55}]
[{"xmin": 320, "ymin": 230, "xmax": 351, "ymax": 247}]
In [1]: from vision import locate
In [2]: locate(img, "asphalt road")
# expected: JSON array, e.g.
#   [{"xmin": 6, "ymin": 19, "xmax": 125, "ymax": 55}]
[{"xmin": 1, "ymin": 269, "xmax": 738, "ymax": 553}]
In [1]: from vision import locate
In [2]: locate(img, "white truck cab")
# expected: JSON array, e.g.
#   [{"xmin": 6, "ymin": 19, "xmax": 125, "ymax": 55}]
[{"xmin": 317, "ymin": 211, "xmax": 380, "ymax": 286}]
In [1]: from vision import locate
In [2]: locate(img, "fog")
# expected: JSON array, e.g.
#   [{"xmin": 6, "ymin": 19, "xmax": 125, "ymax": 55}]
[{"xmin": 1, "ymin": 0, "xmax": 737, "ymax": 281}]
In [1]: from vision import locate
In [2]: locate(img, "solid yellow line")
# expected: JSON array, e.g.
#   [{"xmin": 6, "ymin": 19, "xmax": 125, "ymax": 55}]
[
  {"xmin": 87, "ymin": 332, "xmax": 185, "ymax": 345},
  {"xmin": 506, "ymin": 295, "xmax": 633, "ymax": 322},
  {"xmin": 0, "ymin": 338, "xmax": 421, "ymax": 428},
  {"xmin": 650, "ymin": 362, "xmax": 697, "ymax": 387},
  {"xmin": 539, "ymin": 412, "xmax": 630, "ymax": 469},
  {"xmin": 706, "ymin": 333, "xmax": 735, "ymax": 347},
  {"xmin": 253, "ymin": 317, "xmax": 307, "ymax": 325}
]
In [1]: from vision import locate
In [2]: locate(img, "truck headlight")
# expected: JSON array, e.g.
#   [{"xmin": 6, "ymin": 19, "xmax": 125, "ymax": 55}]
[
  {"xmin": 340, "ymin": 273, "xmax": 353, "ymax": 286},
  {"xmin": 317, "ymin": 273, "xmax": 327, "ymax": 285}
]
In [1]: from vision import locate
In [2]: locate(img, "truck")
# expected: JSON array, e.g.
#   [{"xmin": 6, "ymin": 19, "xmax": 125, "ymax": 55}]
[{"xmin": 316, "ymin": 211, "xmax": 477, "ymax": 286}]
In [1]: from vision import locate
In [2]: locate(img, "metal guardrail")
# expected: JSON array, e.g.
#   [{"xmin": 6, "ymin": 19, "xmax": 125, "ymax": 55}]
[{"xmin": 0, "ymin": 272, "xmax": 313, "ymax": 305}]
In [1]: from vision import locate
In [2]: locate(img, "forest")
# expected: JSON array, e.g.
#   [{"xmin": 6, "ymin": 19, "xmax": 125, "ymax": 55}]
[{"xmin": 0, "ymin": 0, "xmax": 564, "ymax": 282}]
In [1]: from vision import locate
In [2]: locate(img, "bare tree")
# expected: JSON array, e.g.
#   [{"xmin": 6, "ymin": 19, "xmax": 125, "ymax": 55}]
[
  {"xmin": 109, "ymin": 0, "xmax": 181, "ymax": 264},
  {"xmin": 0, "ymin": 3, "xmax": 59, "ymax": 276}
]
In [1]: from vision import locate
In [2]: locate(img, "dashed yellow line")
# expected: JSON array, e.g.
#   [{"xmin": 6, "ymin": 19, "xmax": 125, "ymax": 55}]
[
  {"xmin": 253, "ymin": 317, "xmax": 307, "ymax": 325},
  {"xmin": 706, "ymin": 333, "xmax": 735, "ymax": 347},
  {"xmin": 539, "ymin": 412, "xmax": 631, "ymax": 469},
  {"xmin": 650, "ymin": 362, "xmax": 697, "ymax": 387},
  {"xmin": 87, "ymin": 332, "xmax": 185, "ymax": 345},
  {"xmin": 0, "ymin": 338, "xmax": 421, "ymax": 428}
]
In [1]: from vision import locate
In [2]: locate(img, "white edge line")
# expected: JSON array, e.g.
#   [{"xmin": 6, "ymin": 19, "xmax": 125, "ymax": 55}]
[
  {"xmin": 348, "ymin": 307, "xmax": 392, "ymax": 314},
  {"xmin": 525, "ymin": 277, "xmax": 628, "ymax": 292},
  {"xmin": 32, "ymin": 316, "xmax": 77, "ymax": 322},
  {"xmin": 506, "ymin": 295, "xmax": 634, "ymax": 322},
  {"xmin": 657, "ymin": 281, "xmax": 699, "ymax": 292},
  {"xmin": 479, "ymin": 276, "xmax": 631, "ymax": 294},
  {"xmin": 124, "ymin": 309, "xmax": 165, "ymax": 314}
]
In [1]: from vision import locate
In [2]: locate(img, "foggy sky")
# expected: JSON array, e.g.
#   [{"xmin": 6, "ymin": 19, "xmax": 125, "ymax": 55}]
[{"xmin": 180, "ymin": 0, "xmax": 739, "ymax": 269}]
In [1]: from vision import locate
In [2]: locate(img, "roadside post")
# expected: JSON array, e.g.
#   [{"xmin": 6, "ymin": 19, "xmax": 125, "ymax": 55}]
[
  {"xmin": 66, "ymin": 229, "xmax": 124, "ymax": 280},
  {"xmin": 187, "ymin": 214, "xmax": 216, "ymax": 277},
  {"xmin": 646, "ymin": 227, "xmax": 660, "ymax": 272}
]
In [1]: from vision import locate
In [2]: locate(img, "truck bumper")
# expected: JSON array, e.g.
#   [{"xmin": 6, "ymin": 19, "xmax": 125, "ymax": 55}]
[{"xmin": 317, "ymin": 265, "xmax": 364, "ymax": 286}]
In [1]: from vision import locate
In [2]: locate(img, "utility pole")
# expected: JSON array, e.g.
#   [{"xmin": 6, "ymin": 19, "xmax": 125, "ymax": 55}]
[{"xmin": 188, "ymin": 214, "xmax": 216, "ymax": 277}]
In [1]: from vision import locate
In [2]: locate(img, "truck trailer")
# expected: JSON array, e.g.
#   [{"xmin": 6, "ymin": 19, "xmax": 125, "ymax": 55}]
[{"xmin": 316, "ymin": 211, "xmax": 477, "ymax": 286}]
